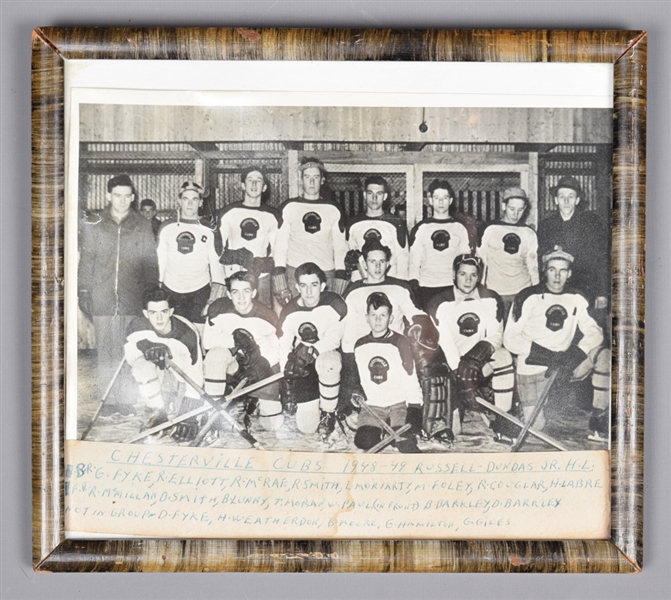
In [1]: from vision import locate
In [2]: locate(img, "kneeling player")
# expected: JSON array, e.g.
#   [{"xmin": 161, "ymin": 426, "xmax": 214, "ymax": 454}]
[
  {"xmin": 203, "ymin": 271, "xmax": 283, "ymax": 432},
  {"xmin": 504, "ymin": 247, "xmax": 610, "ymax": 440},
  {"xmin": 279, "ymin": 263, "xmax": 347, "ymax": 438},
  {"xmin": 427, "ymin": 255, "xmax": 516, "ymax": 442},
  {"xmin": 353, "ymin": 292, "xmax": 421, "ymax": 453},
  {"xmin": 124, "ymin": 287, "xmax": 204, "ymax": 439}
]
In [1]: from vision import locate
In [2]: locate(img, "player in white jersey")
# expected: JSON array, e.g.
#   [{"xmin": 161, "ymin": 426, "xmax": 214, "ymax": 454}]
[
  {"xmin": 409, "ymin": 179, "xmax": 471, "ymax": 309},
  {"xmin": 273, "ymin": 157, "xmax": 350, "ymax": 303},
  {"xmin": 279, "ymin": 263, "xmax": 347, "ymax": 438},
  {"xmin": 504, "ymin": 247, "xmax": 610, "ymax": 439},
  {"xmin": 345, "ymin": 175, "xmax": 409, "ymax": 280},
  {"xmin": 203, "ymin": 271, "xmax": 283, "ymax": 432},
  {"xmin": 352, "ymin": 292, "xmax": 421, "ymax": 453},
  {"xmin": 427, "ymin": 254, "xmax": 516, "ymax": 442},
  {"xmin": 477, "ymin": 187, "xmax": 539, "ymax": 315},
  {"xmin": 217, "ymin": 165, "xmax": 281, "ymax": 308},
  {"xmin": 124, "ymin": 287, "xmax": 204, "ymax": 440},
  {"xmin": 157, "ymin": 180, "xmax": 226, "ymax": 326}
]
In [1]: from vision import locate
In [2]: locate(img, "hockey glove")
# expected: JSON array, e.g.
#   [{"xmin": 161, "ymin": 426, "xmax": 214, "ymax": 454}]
[
  {"xmin": 252, "ymin": 256, "xmax": 275, "ymax": 275},
  {"xmin": 457, "ymin": 342, "xmax": 494, "ymax": 412},
  {"xmin": 331, "ymin": 270, "xmax": 350, "ymax": 297},
  {"xmin": 136, "ymin": 339, "xmax": 173, "ymax": 370},
  {"xmin": 527, "ymin": 342, "xmax": 587, "ymax": 378},
  {"xmin": 284, "ymin": 343, "xmax": 319, "ymax": 379},
  {"xmin": 344, "ymin": 249, "xmax": 362, "ymax": 279},
  {"xmin": 231, "ymin": 328, "xmax": 262, "ymax": 369},
  {"xmin": 271, "ymin": 266, "xmax": 293, "ymax": 306},
  {"xmin": 220, "ymin": 246, "xmax": 254, "ymax": 270}
]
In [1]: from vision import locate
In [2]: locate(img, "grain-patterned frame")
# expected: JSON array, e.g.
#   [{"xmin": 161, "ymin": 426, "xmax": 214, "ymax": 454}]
[{"xmin": 32, "ymin": 27, "xmax": 646, "ymax": 573}]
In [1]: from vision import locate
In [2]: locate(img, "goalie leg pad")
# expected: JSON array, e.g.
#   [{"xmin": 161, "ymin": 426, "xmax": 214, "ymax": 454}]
[
  {"xmin": 420, "ymin": 374, "xmax": 454, "ymax": 439},
  {"xmin": 258, "ymin": 399, "xmax": 285, "ymax": 432},
  {"xmin": 591, "ymin": 347, "xmax": 611, "ymax": 411},
  {"xmin": 517, "ymin": 371, "xmax": 549, "ymax": 431},
  {"xmin": 295, "ymin": 399, "xmax": 320, "ymax": 434},
  {"xmin": 316, "ymin": 351, "xmax": 341, "ymax": 412},
  {"xmin": 491, "ymin": 348, "xmax": 515, "ymax": 412},
  {"xmin": 271, "ymin": 267, "xmax": 293, "ymax": 306},
  {"xmin": 131, "ymin": 360, "xmax": 164, "ymax": 409},
  {"xmin": 203, "ymin": 347, "xmax": 237, "ymax": 396}
]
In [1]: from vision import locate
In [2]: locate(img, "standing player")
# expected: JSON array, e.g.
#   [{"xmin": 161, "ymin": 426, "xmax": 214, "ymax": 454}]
[
  {"xmin": 139, "ymin": 198, "xmax": 161, "ymax": 241},
  {"xmin": 279, "ymin": 263, "xmax": 347, "ymax": 438},
  {"xmin": 157, "ymin": 180, "xmax": 226, "ymax": 327},
  {"xmin": 353, "ymin": 292, "xmax": 421, "ymax": 453},
  {"xmin": 537, "ymin": 176, "xmax": 609, "ymax": 311},
  {"xmin": 504, "ymin": 248, "xmax": 610, "ymax": 440},
  {"xmin": 273, "ymin": 157, "xmax": 349, "ymax": 302},
  {"xmin": 427, "ymin": 255, "xmax": 516, "ymax": 442},
  {"xmin": 79, "ymin": 174, "xmax": 159, "ymax": 413},
  {"xmin": 409, "ymin": 179, "xmax": 471, "ymax": 309},
  {"xmin": 218, "ymin": 165, "xmax": 281, "ymax": 308},
  {"xmin": 202, "ymin": 271, "xmax": 283, "ymax": 432},
  {"xmin": 124, "ymin": 288, "xmax": 204, "ymax": 439},
  {"xmin": 477, "ymin": 187, "xmax": 539, "ymax": 315},
  {"xmin": 346, "ymin": 175, "xmax": 409, "ymax": 280}
]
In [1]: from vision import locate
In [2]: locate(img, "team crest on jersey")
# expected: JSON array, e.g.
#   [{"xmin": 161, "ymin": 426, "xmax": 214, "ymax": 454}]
[
  {"xmin": 363, "ymin": 228, "xmax": 382, "ymax": 243},
  {"xmin": 545, "ymin": 304, "xmax": 568, "ymax": 332},
  {"xmin": 303, "ymin": 212, "xmax": 322, "ymax": 234},
  {"xmin": 298, "ymin": 322, "xmax": 319, "ymax": 344},
  {"xmin": 502, "ymin": 232, "xmax": 521, "ymax": 255},
  {"xmin": 176, "ymin": 231, "xmax": 196, "ymax": 255},
  {"xmin": 431, "ymin": 230, "xmax": 450, "ymax": 251},
  {"xmin": 457, "ymin": 312, "xmax": 480, "ymax": 337},
  {"xmin": 368, "ymin": 356, "xmax": 389, "ymax": 385},
  {"xmin": 240, "ymin": 218, "xmax": 260, "ymax": 241}
]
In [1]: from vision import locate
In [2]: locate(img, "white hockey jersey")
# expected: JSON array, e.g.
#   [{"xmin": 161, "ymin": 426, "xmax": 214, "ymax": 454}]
[
  {"xmin": 203, "ymin": 298, "xmax": 280, "ymax": 366},
  {"xmin": 477, "ymin": 221, "xmax": 539, "ymax": 296},
  {"xmin": 124, "ymin": 315, "xmax": 203, "ymax": 398},
  {"xmin": 354, "ymin": 330, "xmax": 423, "ymax": 407},
  {"xmin": 503, "ymin": 284, "xmax": 604, "ymax": 375},
  {"xmin": 427, "ymin": 285, "xmax": 505, "ymax": 370},
  {"xmin": 157, "ymin": 218, "xmax": 226, "ymax": 293},
  {"xmin": 341, "ymin": 277, "xmax": 424, "ymax": 353},
  {"xmin": 278, "ymin": 291, "xmax": 347, "ymax": 369},
  {"xmin": 346, "ymin": 213, "xmax": 409, "ymax": 279},
  {"xmin": 409, "ymin": 218, "xmax": 471, "ymax": 287},
  {"xmin": 274, "ymin": 197, "xmax": 348, "ymax": 271},
  {"xmin": 218, "ymin": 202, "xmax": 280, "ymax": 258}
]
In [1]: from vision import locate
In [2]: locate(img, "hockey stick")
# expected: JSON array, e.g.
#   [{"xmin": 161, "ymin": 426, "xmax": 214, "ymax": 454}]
[
  {"xmin": 126, "ymin": 370, "xmax": 283, "ymax": 443},
  {"xmin": 189, "ymin": 377, "xmax": 248, "ymax": 447},
  {"xmin": 511, "ymin": 369, "xmax": 559, "ymax": 452},
  {"xmin": 366, "ymin": 424, "xmax": 412, "ymax": 454},
  {"xmin": 473, "ymin": 396, "xmax": 567, "ymax": 451},
  {"xmin": 80, "ymin": 356, "xmax": 126, "ymax": 441},
  {"xmin": 356, "ymin": 399, "xmax": 413, "ymax": 453}
]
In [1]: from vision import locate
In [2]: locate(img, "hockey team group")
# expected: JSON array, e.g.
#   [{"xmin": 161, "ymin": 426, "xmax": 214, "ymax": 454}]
[{"xmin": 78, "ymin": 157, "xmax": 611, "ymax": 453}]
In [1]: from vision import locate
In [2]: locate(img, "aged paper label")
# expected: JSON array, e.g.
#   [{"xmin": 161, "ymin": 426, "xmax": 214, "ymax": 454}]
[{"xmin": 65, "ymin": 441, "xmax": 609, "ymax": 539}]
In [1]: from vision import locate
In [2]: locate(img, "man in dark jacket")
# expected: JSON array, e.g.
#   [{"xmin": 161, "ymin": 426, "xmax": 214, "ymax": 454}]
[{"xmin": 79, "ymin": 174, "xmax": 159, "ymax": 412}]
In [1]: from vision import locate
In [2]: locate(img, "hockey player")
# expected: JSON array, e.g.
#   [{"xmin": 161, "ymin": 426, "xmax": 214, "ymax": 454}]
[
  {"xmin": 278, "ymin": 263, "xmax": 347, "ymax": 438},
  {"xmin": 157, "ymin": 181, "xmax": 226, "ymax": 326},
  {"xmin": 477, "ymin": 187, "xmax": 539, "ymax": 315},
  {"xmin": 273, "ymin": 157, "xmax": 350, "ymax": 303},
  {"xmin": 353, "ymin": 292, "xmax": 421, "ymax": 453},
  {"xmin": 202, "ymin": 271, "xmax": 283, "ymax": 432},
  {"xmin": 503, "ymin": 247, "xmax": 610, "ymax": 440},
  {"xmin": 346, "ymin": 175, "xmax": 409, "ymax": 280},
  {"xmin": 409, "ymin": 179, "xmax": 471, "ymax": 309},
  {"xmin": 140, "ymin": 198, "xmax": 161, "ymax": 241},
  {"xmin": 124, "ymin": 287, "xmax": 205, "ymax": 440},
  {"xmin": 426, "ymin": 254, "xmax": 516, "ymax": 442},
  {"xmin": 537, "ymin": 176, "xmax": 609, "ymax": 311},
  {"xmin": 217, "ymin": 165, "xmax": 281, "ymax": 308},
  {"xmin": 79, "ymin": 174, "xmax": 159, "ymax": 414}
]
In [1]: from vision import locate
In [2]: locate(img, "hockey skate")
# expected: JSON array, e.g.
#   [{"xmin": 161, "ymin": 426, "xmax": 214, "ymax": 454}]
[{"xmin": 318, "ymin": 410, "xmax": 336, "ymax": 440}]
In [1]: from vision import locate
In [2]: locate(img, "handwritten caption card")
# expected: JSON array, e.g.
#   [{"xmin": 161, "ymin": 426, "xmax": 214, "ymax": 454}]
[{"xmin": 65, "ymin": 441, "xmax": 609, "ymax": 539}]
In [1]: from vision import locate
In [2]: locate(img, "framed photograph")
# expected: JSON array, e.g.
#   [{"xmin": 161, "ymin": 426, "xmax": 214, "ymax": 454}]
[{"xmin": 33, "ymin": 28, "xmax": 645, "ymax": 573}]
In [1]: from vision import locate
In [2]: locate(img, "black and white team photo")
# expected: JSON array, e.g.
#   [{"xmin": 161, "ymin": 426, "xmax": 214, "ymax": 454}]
[{"xmin": 73, "ymin": 102, "xmax": 613, "ymax": 455}]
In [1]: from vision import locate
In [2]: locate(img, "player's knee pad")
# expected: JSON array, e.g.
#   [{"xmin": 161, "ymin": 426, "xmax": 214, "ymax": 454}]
[
  {"xmin": 258, "ymin": 399, "xmax": 285, "ymax": 431},
  {"xmin": 491, "ymin": 348, "xmax": 514, "ymax": 412},
  {"xmin": 131, "ymin": 360, "xmax": 163, "ymax": 408},
  {"xmin": 295, "ymin": 399, "xmax": 320, "ymax": 434},
  {"xmin": 354, "ymin": 425, "xmax": 382, "ymax": 451},
  {"xmin": 203, "ymin": 347, "xmax": 235, "ymax": 396},
  {"xmin": 591, "ymin": 347, "xmax": 611, "ymax": 411}
]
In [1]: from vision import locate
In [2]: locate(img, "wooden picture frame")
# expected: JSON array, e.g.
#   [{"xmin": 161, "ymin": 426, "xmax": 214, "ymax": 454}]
[{"xmin": 32, "ymin": 27, "xmax": 645, "ymax": 573}]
